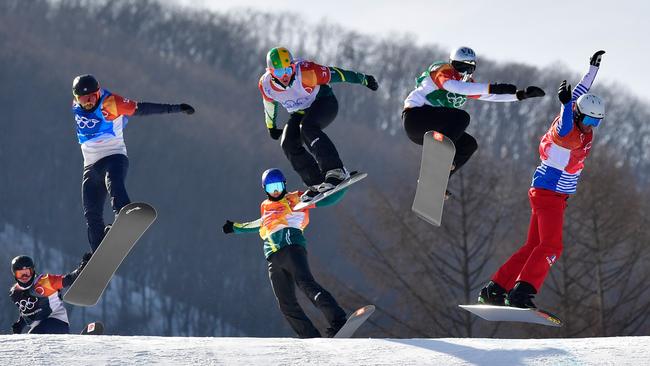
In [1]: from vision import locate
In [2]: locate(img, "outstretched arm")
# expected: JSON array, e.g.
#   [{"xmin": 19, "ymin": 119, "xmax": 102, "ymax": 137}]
[
  {"xmin": 134, "ymin": 102, "xmax": 195, "ymax": 116},
  {"xmin": 328, "ymin": 67, "xmax": 378, "ymax": 90},
  {"xmin": 571, "ymin": 50, "xmax": 605, "ymax": 101},
  {"xmin": 62, "ymin": 252, "xmax": 92, "ymax": 288},
  {"xmin": 223, "ymin": 218, "xmax": 262, "ymax": 234}
]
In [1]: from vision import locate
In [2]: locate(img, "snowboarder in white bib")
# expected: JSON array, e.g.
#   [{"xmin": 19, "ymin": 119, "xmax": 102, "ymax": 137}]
[
  {"xmin": 259, "ymin": 47, "xmax": 378, "ymax": 203},
  {"xmin": 222, "ymin": 168, "xmax": 349, "ymax": 338},
  {"xmin": 9, "ymin": 254, "xmax": 89, "ymax": 334},
  {"xmin": 72, "ymin": 74, "xmax": 195, "ymax": 252},
  {"xmin": 402, "ymin": 47, "xmax": 545, "ymax": 189}
]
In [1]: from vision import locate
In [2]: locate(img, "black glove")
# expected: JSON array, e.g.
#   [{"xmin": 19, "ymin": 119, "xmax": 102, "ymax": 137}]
[
  {"xmin": 79, "ymin": 252, "xmax": 92, "ymax": 270},
  {"xmin": 364, "ymin": 75, "xmax": 379, "ymax": 91},
  {"xmin": 268, "ymin": 127, "xmax": 283, "ymax": 140},
  {"xmin": 489, "ymin": 83, "xmax": 517, "ymax": 95},
  {"xmin": 516, "ymin": 86, "xmax": 546, "ymax": 100},
  {"xmin": 179, "ymin": 103, "xmax": 195, "ymax": 115},
  {"xmin": 590, "ymin": 50, "xmax": 605, "ymax": 67},
  {"xmin": 12, "ymin": 320, "xmax": 24, "ymax": 334},
  {"xmin": 557, "ymin": 80, "xmax": 572, "ymax": 104},
  {"xmin": 223, "ymin": 220, "xmax": 234, "ymax": 234}
]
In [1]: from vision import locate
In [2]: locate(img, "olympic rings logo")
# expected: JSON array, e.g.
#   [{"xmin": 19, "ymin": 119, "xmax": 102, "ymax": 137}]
[
  {"xmin": 75, "ymin": 115, "xmax": 101, "ymax": 129},
  {"xmin": 15, "ymin": 297, "xmax": 38, "ymax": 312},
  {"xmin": 447, "ymin": 93, "xmax": 467, "ymax": 108}
]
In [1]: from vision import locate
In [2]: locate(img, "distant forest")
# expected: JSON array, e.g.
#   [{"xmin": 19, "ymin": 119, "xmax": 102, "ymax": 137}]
[{"xmin": 1, "ymin": 0, "xmax": 649, "ymax": 338}]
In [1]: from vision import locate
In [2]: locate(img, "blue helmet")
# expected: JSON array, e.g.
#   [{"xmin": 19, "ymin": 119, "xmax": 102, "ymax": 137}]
[{"xmin": 262, "ymin": 168, "xmax": 286, "ymax": 187}]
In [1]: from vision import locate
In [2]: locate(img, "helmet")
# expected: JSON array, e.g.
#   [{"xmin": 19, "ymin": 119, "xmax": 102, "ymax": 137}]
[
  {"xmin": 576, "ymin": 94, "xmax": 605, "ymax": 127},
  {"xmin": 11, "ymin": 255, "xmax": 35, "ymax": 286},
  {"xmin": 72, "ymin": 74, "xmax": 100, "ymax": 97},
  {"xmin": 449, "ymin": 46, "xmax": 477, "ymax": 76},
  {"xmin": 262, "ymin": 168, "xmax": 286, "ymax": 187},
  {"xmin": 266, "ymin": 47, "xmax": 294, "ymax": 70}
]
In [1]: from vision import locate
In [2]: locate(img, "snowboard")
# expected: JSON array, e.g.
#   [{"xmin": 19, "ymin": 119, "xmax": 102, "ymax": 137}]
[
  {"xmin": 80, "ymin": 321, "xmax": 104, "ymax": 335},
  {"xmin": 334, "ymin": 305, "xmax": 375, "ymax": 338},
  {"xmin": 293, "ymin": 172, "xmax": 367, "ymax": 211},
  {"xmin": 64, "ymin": 202, "xmax": 157, "ymax": 306},
  {"xmin": 459, "ymin": 304, "xmax": 563, "ymax": 327},
  {"xmin": 412, "ymin": 131, "xmax": 456, "ymax": 226}
]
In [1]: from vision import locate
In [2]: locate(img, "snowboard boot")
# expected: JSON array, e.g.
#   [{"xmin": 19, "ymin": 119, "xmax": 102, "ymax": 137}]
[
  {"xmin": 506, "ymin": 281, "xmax": 537, "ymax": 309},
  {"xmin": 318, "ymin": 168, "xmax": 350, "ymax": 193},
  {"xmin": 478, "ymin": 281, "xmax": 507, "ymax": 306},
  {"xmin": 300, "ymin": 185, "xmax": 321, "ymax": 203}
]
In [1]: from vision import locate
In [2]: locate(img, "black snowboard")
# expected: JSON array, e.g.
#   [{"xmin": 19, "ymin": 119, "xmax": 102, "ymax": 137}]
[
  {"xmin": 80, "ymin": 321, "xmax": 104, "ymax": 335},
  {"xmin": 64, "ymin": 202, "xmax": 157, "ymax": 306}
]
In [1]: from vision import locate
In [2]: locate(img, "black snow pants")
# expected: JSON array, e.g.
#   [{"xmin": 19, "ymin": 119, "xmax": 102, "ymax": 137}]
[
  {"xmin": 82, "ymin": 154, "xmax": 131, "ymax": 251},
  {"xmin": 29, "ymin": 318, "xmax": 70, "ymax": 334},
  {"xmin": 402, "ymin": 105, "xmax": 478, "ymax": 175},
  {"xmin": 281, "ymin": 95, "xmax": 343, "ymax": 187},
  {"xmin": 267, "ymin": 245, "xmax": 347, "ymax": 338}
]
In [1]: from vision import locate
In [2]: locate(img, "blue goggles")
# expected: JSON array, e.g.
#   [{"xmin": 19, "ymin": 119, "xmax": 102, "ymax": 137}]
[
  {"xmin": 582, "ymin": 115, "xmax": 602, "ymax": 127},
  {"xmin": 265, "ymin": 182, "xmax": 285, "ymax": 194},
  {"xmin": 271, "ymin": 66, "xmax": 294, "ymax": 78}
]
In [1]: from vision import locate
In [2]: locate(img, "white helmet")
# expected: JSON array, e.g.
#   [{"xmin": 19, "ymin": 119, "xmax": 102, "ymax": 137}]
[
  {"xmin": 576, "ymin": 94, "xmax": 605, "ymax": 119},
  {"xmin": 449, "ymin": 46, "xmax": 476, "ymax": 77}
]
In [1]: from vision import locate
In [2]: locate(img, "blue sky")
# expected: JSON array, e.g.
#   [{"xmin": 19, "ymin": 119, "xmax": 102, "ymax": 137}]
[{"xmin": 166, "ymin": 0, "xmax": 649, "ymax": 101}]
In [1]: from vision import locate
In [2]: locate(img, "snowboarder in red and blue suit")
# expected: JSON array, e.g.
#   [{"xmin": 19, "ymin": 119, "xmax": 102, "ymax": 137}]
[
  {"xmin": 72, "ymin": 74, "xmax": 195, "ymax": 252},
  {"xmin": 478, "ymin": 50, "xmax": 606, "ymax": 308}
]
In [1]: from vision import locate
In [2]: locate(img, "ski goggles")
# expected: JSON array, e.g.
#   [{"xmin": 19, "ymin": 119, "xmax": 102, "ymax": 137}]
[
  {"xmin": 264, "ymin": 182, "xmax": 285, "ymax": 194},
  {"xmin": 75, "ymin": 90, "xmax": 100, "ymax": 106},
  {"xmin": 270, "ymin": 65, "xmax": 295, "ymax": 79},
  {"xmin": 582, "ymin": 115, "xmax": 602, "ymax": 127},
  {"xmin": 451, "ymin": 60, "xmax": 476, "ymax": 75},
  {"xmin": 14, "ymin": 269, "xmax": 33, "ymax": 278}
]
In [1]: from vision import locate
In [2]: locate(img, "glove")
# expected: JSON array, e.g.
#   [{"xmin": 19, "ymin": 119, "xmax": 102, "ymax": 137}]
[
  {"xmin": 268, "ymin": 127, "xmax": 283, "ymax": 140},
  {"xmin": 12, "ymin": 320, "xmax": 24, "ymax": 334},
  {"xmin": 557, "ymin": 80, "xmax": 572, "ymax": 104},
  {"xmin": 223, "ymin": 220, "xmax": 234, "ymax": 234},
  {"xmin": 489, "ymin": 83, "xmax": 517, "ymax": 95},
  {"xmin": 364, "ymin": 75, "xmax": 379, "ymax": 91},
  {"xmin": 79, "ymin": 252, "xmax": 92, "ymax": 270},
  {"xmin": 516, "ymin": 86, "xmax": 545, "ymax": 100},
  {"xmin": 179, "ymin": 103, "xmax": 195, "ymax": 115},
  {"xmin": 590, "ymin": 50, "xmax": 605, "ymax": 67}
]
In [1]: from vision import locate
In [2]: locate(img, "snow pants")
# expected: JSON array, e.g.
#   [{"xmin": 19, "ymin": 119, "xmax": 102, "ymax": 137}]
[
  {"xmin": 267, "ymin": 244, "xmax": 347, "ymax": 338},
  {"xmin": 491, "ymin": 188, "xmax": 569, "ymax": 292},
  {"xmin": 82, "ymin": 154, "xmax": 131, "ymax": 251},
  {"xmin": 29, "ymin": 318, "xmax": 70, "ymax": 334},
  {"xmin": 281, "ymin": 95, "xmax": 343, "ymax": 187},
  {"xmin": 402, "ymin": 105, "xmax": 478, "ymax": 175}
]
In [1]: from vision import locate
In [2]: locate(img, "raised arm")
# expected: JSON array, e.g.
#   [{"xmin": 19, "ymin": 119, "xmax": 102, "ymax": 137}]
[{"xmin": 571, "ymin": 50, "xmax": 605, "ymax": 101}]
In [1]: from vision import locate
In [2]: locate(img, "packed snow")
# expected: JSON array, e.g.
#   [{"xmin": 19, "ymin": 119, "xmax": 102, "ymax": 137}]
[{"xmin": 1, "ymin": 335, "xmax": 649, "ymax": 365}]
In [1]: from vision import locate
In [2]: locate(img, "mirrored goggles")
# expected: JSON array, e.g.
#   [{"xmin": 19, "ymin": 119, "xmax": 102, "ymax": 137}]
[
  {"xmin": 582, "ymin": 115, "xmax": 602, "ymax": 127},
  {"xmin": 271, "ymin": 65, "xmax": 295, "ymax": 79},
  {"xmin": 265, "ymin": 182, "xmax": 285, "ymax": 194},
  {"xmin": 451, "ymin": 60, "xmax": 476, "ymax": 75}
]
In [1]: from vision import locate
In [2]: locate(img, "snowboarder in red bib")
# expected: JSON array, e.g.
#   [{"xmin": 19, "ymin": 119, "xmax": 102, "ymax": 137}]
[
  {"xmin": 479, "ymin": 51, "xmax": 606, "ymax": 308},
  {"xmin": 72, "ymin": 74, "xmax": 195, "ymax": 252},
  {"xmin": 222, "ymin": 168, "xmax": 349, "ymax": 338},
  {"xmin": 402, "ymin": 47, "xmax": 545, "ymax": 191},
  {"xmin": 9, "ymin": 254, "xmax": 89, "ymax": 334},
  {"xmin": 259, "ymin": 47, "xmax": 378, "ymax": 203}
]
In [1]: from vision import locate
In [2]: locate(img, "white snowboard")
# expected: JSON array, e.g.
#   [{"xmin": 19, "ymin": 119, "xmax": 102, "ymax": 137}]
[
  {"xmin": 412, "ymin": 131, "xmax": 456, "ymax": 226},
  {"xmin": 293, "ymin": 172, "xmax": 367, "ymax": 211},
  {"xmin": 334, "ymin": 305, "xmax": 375, "ymax": 338},
  {"xmin": 459, "ymin": 304, "xmax": 563, "ymax": 327}
]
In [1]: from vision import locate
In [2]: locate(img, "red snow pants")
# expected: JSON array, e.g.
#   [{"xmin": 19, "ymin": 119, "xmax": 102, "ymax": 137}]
[{"xmin": 491, "ymin": 188, "xmax": 569, "ymax": 292}]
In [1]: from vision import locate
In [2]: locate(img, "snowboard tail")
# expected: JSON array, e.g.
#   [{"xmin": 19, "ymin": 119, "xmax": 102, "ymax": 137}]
[
  {"xmin": 412, "ymin": 131, "xmax": 455, "ymax": 226},
  {"xmin": 80, "ymin": 321, "xmax": 104, "ymax": 335},
  {"xmin": 334, "ymin": 305, "xmax": 375, "ymax": 338},
  {"xmin": 459, "ymin": 304, "xmax": 563, "ymax": 327},
  {"xmin": 64, "ymin": 202, "xmax": 157, "ymax": 306},
  {"xmin": 293, "ymin": 172, "xmax": 367, "ymax": 211}
]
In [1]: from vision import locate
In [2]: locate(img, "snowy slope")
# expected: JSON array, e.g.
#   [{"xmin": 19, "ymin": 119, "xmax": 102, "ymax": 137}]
[{"xmin": 1, "ymin": 335, "xmax": 649, "ymax": 365}]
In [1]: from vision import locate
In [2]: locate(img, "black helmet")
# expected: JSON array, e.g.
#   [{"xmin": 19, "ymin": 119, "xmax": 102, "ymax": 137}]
[
  {"xmin": 72, "ymin": 74, "xmax": 100, "ymax": 97},
  {"xmin": 11, "ymin": 255, "xmax": 35, "ymax": 286}
]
